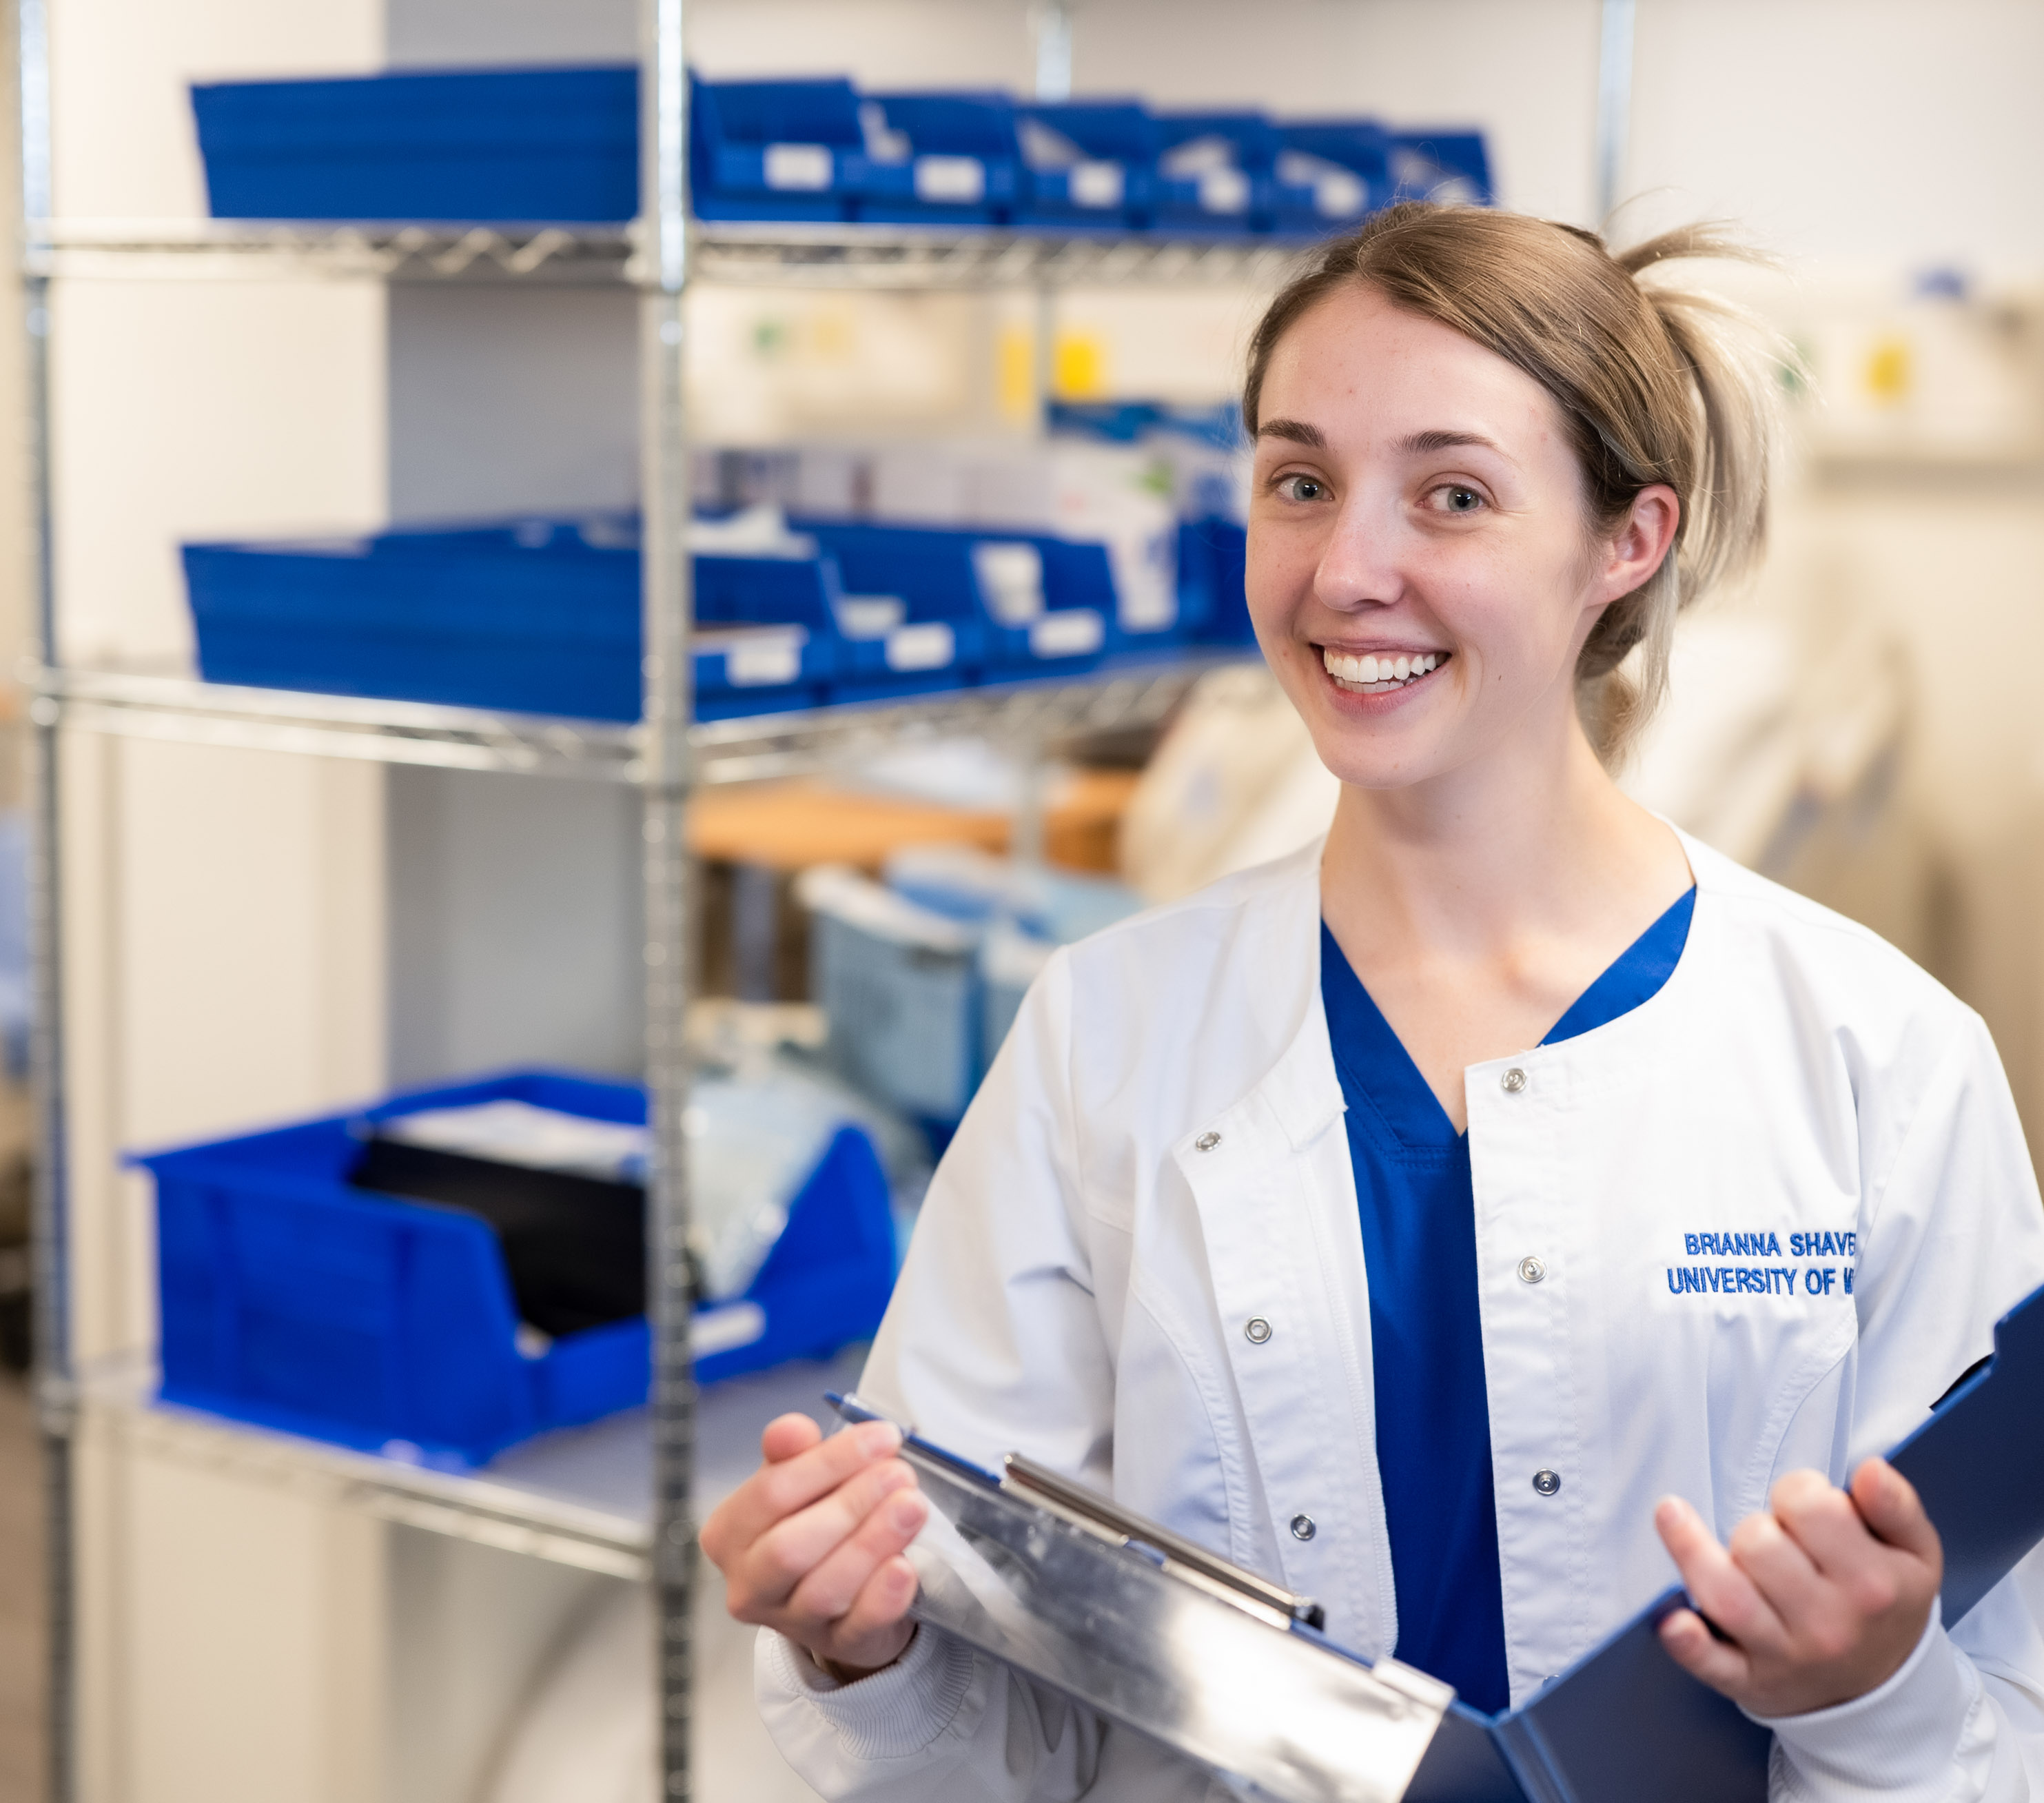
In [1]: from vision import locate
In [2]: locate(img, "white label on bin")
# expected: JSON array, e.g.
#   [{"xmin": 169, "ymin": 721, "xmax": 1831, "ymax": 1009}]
[
  {"xmin": 1316, "ymin": 168, "xmax": 1367, "ymax": 218},
  {"xmin": 1030, "ymin": 610, "xmax": 1105, "ymax": 658},
  {"xmin": 693, "ymin": 1301, "xmax": 768, "ymax": 1357},
  {"xmin": 726, "ymin": 631, "xmax": 804, "ymax": 686},
  {"xmin": 837, "ymin": 595, "xmax": 906, "ymax": 638},
  {"xmin": 886, "ymin": 621, "xmax": 954, "ymax": 671},
  {"xmin": 1199, "ymin": 167, "xmax": 1251, "ymax": 214},
  {"xmin": 1070, "ymin": 161, "xmax": 1125, "ymax": 208},
  {"xmin": 915, "ymin": 154, "xmax": 986, "ymax": 203},
  {"xmin": 972, "ymin": 540, "xmax": 1045, "ymax": 624},
  {"xmin": 764, "ymin": 142, "xmax": 835, "ymax": 191}
]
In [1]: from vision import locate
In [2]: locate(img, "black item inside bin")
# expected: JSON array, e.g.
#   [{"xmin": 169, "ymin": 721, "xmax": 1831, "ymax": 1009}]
[{"xmin": 347, "ymin": 1137, "xmax": 646, "ymax": 1340}]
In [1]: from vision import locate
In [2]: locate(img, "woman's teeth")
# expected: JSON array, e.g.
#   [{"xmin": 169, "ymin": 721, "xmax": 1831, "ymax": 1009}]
[{"xmin": 1322, "ymin": 648, "xmax": 1442, "ymax": 693}]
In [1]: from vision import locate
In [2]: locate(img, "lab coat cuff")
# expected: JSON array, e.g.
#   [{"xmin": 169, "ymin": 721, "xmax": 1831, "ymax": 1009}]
[
  {"xmin": 1750, "ymin": 1602, "xmax": 1981, "ymax": 1796},
  {"xmin": 759, "ymin": 1624, "xmax": 977, "ymax": 1760}
]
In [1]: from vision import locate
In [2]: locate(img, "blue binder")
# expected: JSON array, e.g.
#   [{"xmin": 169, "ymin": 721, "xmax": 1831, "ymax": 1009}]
[{"xmin": 844, "ymin": 1279, "xmax": 2044, "ymax": 1803}]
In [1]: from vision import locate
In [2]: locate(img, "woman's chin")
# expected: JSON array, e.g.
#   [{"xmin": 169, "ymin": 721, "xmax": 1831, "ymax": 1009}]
[{"xmin": 1307, "ymin": 727, "xmax": 1451, "ymax": 793}]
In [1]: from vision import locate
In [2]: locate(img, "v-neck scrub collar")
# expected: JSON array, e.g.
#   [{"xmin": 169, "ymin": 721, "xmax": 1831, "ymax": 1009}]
[{"xmin": 1317, "ymin": 886, "xmax": 1697, "ymax": 1712}]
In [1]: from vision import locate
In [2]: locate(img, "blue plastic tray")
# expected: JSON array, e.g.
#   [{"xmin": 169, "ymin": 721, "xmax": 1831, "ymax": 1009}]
[
  {"xmin": 191, "ymin": 65, "xmax": 638, "ymax": 223},
  {"xmin": 1015, "ymin": 101, "xmax": 1156, "ymax": 230},
  {"xmin": 182, "ymin": 520, "xmax": 841, "ymax": 722},
  {"xmin": 1152, "ymin": 112, "xmax": 1278, "ymax": 234},
  {"xmin": 135, "ymin": 1070, "xmax": 899, "ymax": 1467},
  {"xmin": 1387, "ymin": 130, "xmax": 1494, "ymax": 207},
  {"xmin": 695, "ymin": 547, "xmax": 965, "ymax": 704},
  {"xmin": 798, "ymin": 520, "xmax": 1126, "ymax": 680},
  {"xmin": 854, "ymin": 92, "xmax": 1021, "ymax": 227},
  {"xmin": 1178, "ymin": 517, "xmax": 1252, "ymax": 644},
  {"xmin": 183, "ymin": 509, "xmax": 1187, "ymax": 720},
  {"xmin": 1271, "ymin": 120, "xmax": 1390, "ymax": 235},
  {"xmin": 689, "ymin": 74, "xmax": 871, "ymax": 223}
]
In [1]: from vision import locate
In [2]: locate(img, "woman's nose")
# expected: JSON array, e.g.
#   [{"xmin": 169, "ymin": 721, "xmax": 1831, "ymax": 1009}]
[{"xmin": 1314, "ymin": 505, "xmax": 1402, "ymax": 612}]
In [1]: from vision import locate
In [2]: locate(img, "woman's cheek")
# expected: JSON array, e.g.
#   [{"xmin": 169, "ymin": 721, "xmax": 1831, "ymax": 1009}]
[{"xmin": 1243, "ymin": 535, "xmax": 1315, "ymax": 642}]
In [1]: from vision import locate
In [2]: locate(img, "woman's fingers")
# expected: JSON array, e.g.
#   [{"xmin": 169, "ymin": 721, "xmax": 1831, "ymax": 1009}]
[
  {"xmin": 1722, "ymin": 1483, "xmax": 1827, "ymax": 1623},
  {"xmin": 821, "ymin": 1559, "xmax": 923, "ymax": 1673},
  {"xmin": 760, "ymin": 1412, "xmax": 823, "ymax": 1465},
  {"xmin": 785, "ymin": 1484, "xmax": 930, "ymax": 1628},
  {"xmin": 1768, "ymin": 1467, "xmax": 1888, "ymax": 1579},
  {"xmin": 696, "ymin": 1409, "xmax": 931, "ymax": 1680},
  {"xmin": 1849, "ymin": 1458, "xmax": 1943, "ymax": 1567},
  {"xmin": 1657, "ymin": 1605, "xmax": 1752, "ymax": 1692},
  {"xmin": 706, "ymin": 1418, "xmax": 903, "ymax": 1560},
  {"xmin": 1655, "ymin": 1495, "xmax": 1786, "ymax": 1651},
  {"xmin": 1654, "ymin": 1469, "xmax": 1943, "ymax": 1715},
  {"xmin": 731, "ymin": 1455, "xmax": 920, "ymax": 1616}
]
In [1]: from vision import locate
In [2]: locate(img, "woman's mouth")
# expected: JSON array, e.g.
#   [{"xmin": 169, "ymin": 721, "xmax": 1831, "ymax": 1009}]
[{"xmin": 1320, "ymin": 646, "xmax": 1448, "ymax": 695}]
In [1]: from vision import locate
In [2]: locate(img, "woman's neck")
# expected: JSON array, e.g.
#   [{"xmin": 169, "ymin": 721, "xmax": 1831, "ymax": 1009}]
[
  {"xmin": 1319, "ymin": 706, "xmax": 1693, "ymax": 1125},
  {"xmin": 1323, "ymin": 711, "xmax": 1678, "ymax": 955}
]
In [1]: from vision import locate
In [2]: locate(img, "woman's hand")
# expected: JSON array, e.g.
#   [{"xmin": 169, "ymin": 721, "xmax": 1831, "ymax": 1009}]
[
  {"xmin": 1654, "ymin": 1458, "xmax": 1943, "ymax": 1718},
  {"xmin": 699, "ymin": 1412, "xmax": 928, "ymax": 1680}
]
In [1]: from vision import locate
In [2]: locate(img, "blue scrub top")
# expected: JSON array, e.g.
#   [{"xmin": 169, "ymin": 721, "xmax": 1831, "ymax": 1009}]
[{"xmin": 1319, "ymin": 887, "xmax": 1696, "ymax": 1714}]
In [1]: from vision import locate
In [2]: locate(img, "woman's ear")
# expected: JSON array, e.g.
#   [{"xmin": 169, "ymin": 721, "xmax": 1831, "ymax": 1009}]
[{"xmin": 1602, "ymin": 484, "xmax": 1682, "ymax": 602}]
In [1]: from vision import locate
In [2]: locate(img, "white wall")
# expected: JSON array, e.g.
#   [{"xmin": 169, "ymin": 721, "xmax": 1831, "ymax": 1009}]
[
  {"xmin": 387, "ymin": 287, "xmax": 640, "ymax": 521},
  {"xmin": 48, "ymin": 0, "xmax": 380, "ymax": 218},
  {"xmin": 385, "ymin": 766, "xmax": 644, "ymax": 1087},
  {"xmin": 386, "ymin": 0, "xmax": 635, "ymax": 65},
  {"xmin": 1626, "ymin": 0, "xmax": 2044, "ymax": 273}
]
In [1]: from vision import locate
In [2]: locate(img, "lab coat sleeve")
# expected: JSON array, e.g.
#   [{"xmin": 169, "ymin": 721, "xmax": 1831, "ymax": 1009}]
[
  {"xmin": 754, "ymin": 949, "xmax": 1215, "ymax": 1802},
  {"xmin": 1766, "ymin": 1010, "xmax": 2044, "ymax": 1802}
]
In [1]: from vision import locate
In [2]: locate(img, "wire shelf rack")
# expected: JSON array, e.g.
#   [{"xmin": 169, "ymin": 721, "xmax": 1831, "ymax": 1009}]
[
  {"xmin": 30, "ymin": 216, "xmax": 1311, "ymax": 290},
  {"xmin": 32, "ymin": 651, "xmax": 1249, "ymax": 785}
]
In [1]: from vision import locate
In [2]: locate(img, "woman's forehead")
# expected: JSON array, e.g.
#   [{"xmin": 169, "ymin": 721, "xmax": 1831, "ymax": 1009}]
[{"xmin": 1256, "ymin": 294, "xmax": 1564, "ymax": 458}]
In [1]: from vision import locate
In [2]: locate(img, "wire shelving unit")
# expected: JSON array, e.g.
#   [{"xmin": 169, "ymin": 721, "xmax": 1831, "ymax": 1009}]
[{"xmin": 17, "ymin": 8, "xmax": 1271, "ymax": 1800}]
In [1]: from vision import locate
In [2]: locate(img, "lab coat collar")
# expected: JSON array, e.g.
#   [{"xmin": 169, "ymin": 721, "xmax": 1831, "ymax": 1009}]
[
  {"xmin": 1165, "ymin": 836, "xmax": 1392, "ymax": 1650},
  {"xmin": 1240, "ymin": 821, "xmax": 1739, "ymax": 1150},
  {"xmin": 1257, "ymin": 844, "xmax": 1348, "ymax": 1152}
]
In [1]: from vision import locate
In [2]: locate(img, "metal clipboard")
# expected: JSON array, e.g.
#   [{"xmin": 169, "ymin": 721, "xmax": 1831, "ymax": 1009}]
[{"xmin": 828, "ymin": 1393, "xmax": 1453, "ymax": 1803}]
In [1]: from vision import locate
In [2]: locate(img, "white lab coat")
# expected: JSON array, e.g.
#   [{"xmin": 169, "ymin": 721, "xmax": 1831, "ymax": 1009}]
[{"xmin": 759, "ymin": 833, "xmax": 2044, "ymax": 1802}]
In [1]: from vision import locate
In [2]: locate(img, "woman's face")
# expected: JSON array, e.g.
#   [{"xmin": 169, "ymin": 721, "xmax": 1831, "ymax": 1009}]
[{"xmin": 1246, "ymin": 283, "xmax": 1675, "ymax": 791}]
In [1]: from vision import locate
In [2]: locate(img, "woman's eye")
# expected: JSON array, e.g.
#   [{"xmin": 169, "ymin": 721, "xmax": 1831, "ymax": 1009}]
[
  {"xmin": 1431, "ymin": 484, "xmax": 1484, "ymax": 514},
  {"xmin": 1276, "ymin": 474, "xmax": 1328, "ymax": 502}
]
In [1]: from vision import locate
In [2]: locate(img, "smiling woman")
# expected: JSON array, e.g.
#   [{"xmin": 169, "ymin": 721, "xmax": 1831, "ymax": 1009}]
[{"xmin": 713, "ymin": 204, "xmax": 2044, "ymax": 1803}]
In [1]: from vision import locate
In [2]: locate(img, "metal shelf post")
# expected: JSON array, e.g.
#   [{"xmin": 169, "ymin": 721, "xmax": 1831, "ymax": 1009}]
[
  {"xmin": 17, "ymin": 0, "xmax": 76, "ymax": 1795},
  {"xmin": 640, "ymin": 1, "xmax": 699, "ymax": 1797}
]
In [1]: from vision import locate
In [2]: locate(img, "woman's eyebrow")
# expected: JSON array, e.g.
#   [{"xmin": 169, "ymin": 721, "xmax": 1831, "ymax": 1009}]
[
  {"xmin": 1256, "ymin": 418, "xmax": 1326, "ymax": 448},
  {"xmin": 1398, "ymin": 428, "xmax": 1509, "ymax": 458}
]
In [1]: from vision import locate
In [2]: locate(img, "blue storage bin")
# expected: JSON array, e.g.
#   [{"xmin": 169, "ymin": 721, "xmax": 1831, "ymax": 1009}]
[
  {"xmin": 799, "ymin": 869, "xmax": 983, "ymax": 1130},
  {"xmin": 1014, "ymin": 101, "xmax": 1156, "ymax": 230},
  {"xmin": 183, "ymin": 518, "xmax": 839, "ymax": 723},
  {"xmin": 1387, "ymin": 130, "xmax": 1494, "ymax": 207},
  {"xmin": 854, "ymin": 92, "xmax": 1021, "ymax": 227},
  {"xmin": 1271, "ymin": 120, "xmax": 1390, "ymax": 234},
  {"xmin": 692, "ymin": 624, "xmax": 833, "ymax": 721},
  {"xmin": 1152, "ymin": 112, "xmax": 1278, "ymax": 234},
  {"xmin": 183, "ymin": 522, "xmax": 644, "ymax": 720},
  {"xmin": 191, "ymin": 65, "xmax": 637, "ymax": 223},
  {"xmin": 695, "ymin": 547, "xmax": 965, "ymax": 705},
  {"xmin": 1179, "ymin": 516, "xmax": 1253, "ymax": 644},
  {"xmin": 135, "ymin": 1070, "xmax": 898, "ymax": 1467},
  {"xmin": 691, "ymin": 552, "xmax": 842, "ymax": 719},
  {"xmin": 689, "ymin": 74, "xmax": 872, "ymax": 223},
  {"xmin": 799, "ymin": 521, "xmax": 1117, "ymax": 681}
]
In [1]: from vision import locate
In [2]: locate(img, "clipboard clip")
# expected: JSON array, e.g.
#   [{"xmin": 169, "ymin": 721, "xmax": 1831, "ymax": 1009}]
[{"xmin": 828, "ymin": 1390, "xmax": 1327, "ymax": 1632}]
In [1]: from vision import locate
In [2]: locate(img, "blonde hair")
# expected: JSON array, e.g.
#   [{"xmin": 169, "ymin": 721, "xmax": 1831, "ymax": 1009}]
[{"xmin": 1243, "ymin": 203, "xmax": 1786, "ymax": 761}]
